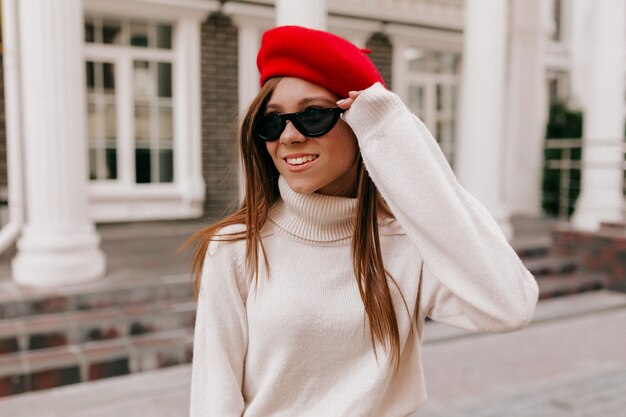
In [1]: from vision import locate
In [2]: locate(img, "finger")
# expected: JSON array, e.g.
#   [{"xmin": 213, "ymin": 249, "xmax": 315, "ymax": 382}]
[{"xmin": 336, "ymin": 97, "xmax": 353, "ymax": 109}]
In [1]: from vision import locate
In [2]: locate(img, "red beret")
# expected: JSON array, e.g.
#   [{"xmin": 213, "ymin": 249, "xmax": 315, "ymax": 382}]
[{"xmin": 256, "ymin": 25, "xmax": 386, "ymax": 99}]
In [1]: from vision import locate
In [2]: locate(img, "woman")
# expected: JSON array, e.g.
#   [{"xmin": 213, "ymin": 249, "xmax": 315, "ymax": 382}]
[{"xmin": 188, "ymin": 25, "xmax": 539, "ymax": 416}]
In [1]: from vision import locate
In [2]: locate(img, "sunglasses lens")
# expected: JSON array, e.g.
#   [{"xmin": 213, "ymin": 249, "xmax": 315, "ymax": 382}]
[
  {"xmin": 255, "ymin": 108, "xmax": 341, "ymax": 141},
  {"xmin": 255, "ymin": 114, "xmax": 283, "ymax": 141},
  {"xmin": 297, "ymin": 108, "xmax": 335, "ymax": 136}
]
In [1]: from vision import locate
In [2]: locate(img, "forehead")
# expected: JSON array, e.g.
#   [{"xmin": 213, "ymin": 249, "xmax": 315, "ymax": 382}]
[{"xmin": 266, "ymin": 77, "xmax": 339, "ymax": 109}]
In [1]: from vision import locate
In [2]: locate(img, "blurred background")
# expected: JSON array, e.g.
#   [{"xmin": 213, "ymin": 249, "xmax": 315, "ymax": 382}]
[{"xmin": 0, "ymin": 0, "xmax": 624, "ymax": 416}]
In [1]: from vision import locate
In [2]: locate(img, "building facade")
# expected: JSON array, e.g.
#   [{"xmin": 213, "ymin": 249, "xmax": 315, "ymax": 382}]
[{"xmin": 0, "ymin": 0, "xmax": 624, "ymax": 286}]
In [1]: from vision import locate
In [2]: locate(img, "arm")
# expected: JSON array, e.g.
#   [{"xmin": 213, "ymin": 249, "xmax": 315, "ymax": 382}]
[
  {"xmin": 189, "ymin": 232, "xmax": 248, "ymax": 416},
  {"xmin": 341, "ymin": 82, "xmax": 538, "ymax": 332}
]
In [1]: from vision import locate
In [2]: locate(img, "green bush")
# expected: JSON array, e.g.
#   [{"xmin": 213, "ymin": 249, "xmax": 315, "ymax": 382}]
[{"xmin": 541, "ymin": 102, "xmax": 583, "ymax": 217}]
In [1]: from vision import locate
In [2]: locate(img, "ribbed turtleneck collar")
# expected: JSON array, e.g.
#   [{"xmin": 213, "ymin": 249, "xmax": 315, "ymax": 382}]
[{"xmin": 268, "ymin": 176, "xmax": 358, "ymax": 243}]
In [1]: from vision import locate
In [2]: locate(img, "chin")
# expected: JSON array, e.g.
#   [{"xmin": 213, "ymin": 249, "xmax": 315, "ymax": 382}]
[{"xmin": 283, "ymin": 177, "xmax": 320, "ymax": 194}]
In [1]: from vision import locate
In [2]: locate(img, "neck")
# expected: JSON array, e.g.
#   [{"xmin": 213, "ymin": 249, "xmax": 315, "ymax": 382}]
[{"xmin": 268, "ymin": 176, "xmax": 358, "ymax": 243}]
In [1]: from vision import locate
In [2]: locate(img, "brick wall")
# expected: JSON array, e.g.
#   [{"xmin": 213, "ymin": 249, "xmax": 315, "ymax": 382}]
[
  {"xmin": 552, "ymin": 222, "xmax": 626, "ymax": 293},
  {"xmin": 366, "ymin": 32, "xmax": 393, "ymax": 90},
  {"xmin": 200, "ymin": 12, "xmax": 240, "ymax": 221}
]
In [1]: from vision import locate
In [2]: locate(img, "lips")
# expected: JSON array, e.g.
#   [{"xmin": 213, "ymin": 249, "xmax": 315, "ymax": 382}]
[
  {"xmin": 282, "ymin": 153, "xmax": 319, "ymax": 171},
  {"xmin": 285, "ymin": 154, "xmax": 319, "ymax": 166}
]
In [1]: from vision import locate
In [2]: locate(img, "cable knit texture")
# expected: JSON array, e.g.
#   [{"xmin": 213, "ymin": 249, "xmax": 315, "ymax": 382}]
[{"xmin": 189, "ymin": 82, "xmax": 539, "ymax": 417}]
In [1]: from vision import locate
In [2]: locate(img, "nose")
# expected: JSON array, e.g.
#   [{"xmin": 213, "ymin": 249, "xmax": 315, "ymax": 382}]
[{"xmin": 279, "ymin": 120, "xmax": 306, "ymax": 145}]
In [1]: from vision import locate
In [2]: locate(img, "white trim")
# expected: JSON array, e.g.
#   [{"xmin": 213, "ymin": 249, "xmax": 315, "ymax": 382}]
[
  {"xmin": 544, "ymin": 40, "xmax": 571, "ymax": 72},
  {"xmin": 387, "ymin": 24, "xmax": 463, "ymax": 54},
  {"xmin": 224, "ymin": 2, "xmax": 275, "ymax": 23},
  {"xmin": 90, "ymin": 184, "xmax": 180, "ymax": 196},
  {"xmin": 232, "ymin": 0, "xmax": 464, "ymax": 29},
  {"xmin": 84, "ymin": 0, "xmax": 219, "ymax": 20},
  {"xmin": 329, "ymin": 18, "xmax": 383, "ymax": 49},
  {"xmin": 89, "ymin": 183, "xmax": 202, "ymax": 221},
  {"xmin": 117, "ymin": 50, "xmax": 134, "ymax": 188},
  {"xmin": 89, "ymin": 196, "xmax": 203, "ymax": 221},
  {"xmin": 328, "ymin": 16, "xmax": 383, "ymax": 36},
  {"xmin": 330, "ymin": 0, "xmax": 463, "ymax": 30},
  {"xmin": 85, "ymin": 45, "xmax": 175, "ymax": 61}
]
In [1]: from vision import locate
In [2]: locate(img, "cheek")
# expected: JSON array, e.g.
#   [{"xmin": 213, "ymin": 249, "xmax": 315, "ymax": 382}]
[
  {"xmin": 333, "ymin": 128, "xmax": 358, "ymax": 163},
  {"xmin": 265, "ymin": 141, "xmax": 279, "ymax": 161}
]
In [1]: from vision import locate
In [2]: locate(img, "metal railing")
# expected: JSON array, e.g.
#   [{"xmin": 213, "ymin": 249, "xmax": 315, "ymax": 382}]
[{"xmin": 543, "ymin": 138, "xmax": 626, "ymax": 221}]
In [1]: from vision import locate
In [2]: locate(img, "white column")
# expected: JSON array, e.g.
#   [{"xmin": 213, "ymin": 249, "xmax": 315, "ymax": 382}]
[
  {"xmin": 275, "ymin": 0, "xmax": 327, "ymax": 30},
  {"xmin": 238, "ymin": 24, "xmax": 261, "ymax": 124},
  {"xmin": 237, "ymin": 22, "xmax": 262, "ymax": 203},
  {"xmin": 569, "ymin": 0, "xmax": 594, "ymax": 111},
  {"xmin": 11, "ymin": 0, "xmax": 106, "ymax": 286},
  {"xmin": 174, "ymin": 17, "xmax": 205, "ymax": 210},
  {"xmin": 505, "ymin": 0, "xmax": 547, "ymax": 216},
  {"xmin": 571, "ymin": 0, "xmax": 625, "ymax": 230},
  {"xmin": 456, "ymin": 0, "xmax": 513, "ymax": 239}
]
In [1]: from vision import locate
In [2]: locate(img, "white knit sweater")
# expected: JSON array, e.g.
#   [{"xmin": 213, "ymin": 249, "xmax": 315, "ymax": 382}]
[{"xmin": 189, "ymin": 82, "xmax": 539, "ymax": 417}]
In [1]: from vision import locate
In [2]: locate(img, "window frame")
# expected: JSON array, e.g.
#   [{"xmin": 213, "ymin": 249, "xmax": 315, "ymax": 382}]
[
  {"xmin": 391, "ymin": 34, "xmax": 463, "ymax": 169},
  {"xmin": 83, "ymin": 0, "xmax": 215, "ymax": 221},
  {"xmin": 84, "ymin": 24, "xmax": 177, "ymax": 191}
]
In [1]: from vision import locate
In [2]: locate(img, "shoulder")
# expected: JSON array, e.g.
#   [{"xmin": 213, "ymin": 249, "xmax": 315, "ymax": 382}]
[
  {"xmin": 206, "ymin": 223, "xmax": 247, "ymax": 257},
  {"xmin": 200, "ymin": 224, "xmax": 250, "ymax": 299}
]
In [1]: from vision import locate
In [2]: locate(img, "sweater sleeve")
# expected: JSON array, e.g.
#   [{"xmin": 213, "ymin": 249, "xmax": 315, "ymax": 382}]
[
  {"xmin": 189, "ymin": 230, "xmax": 248, "ymax": 417},
  {"xmin": 342, "ymin": 82, "xmax": 539, "ymax": 333}
]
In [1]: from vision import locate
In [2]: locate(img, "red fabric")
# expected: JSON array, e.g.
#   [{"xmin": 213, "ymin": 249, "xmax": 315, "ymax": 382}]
[{"xmin": 257, "ymin": 25, "xmax": 386, "ymax": 99}]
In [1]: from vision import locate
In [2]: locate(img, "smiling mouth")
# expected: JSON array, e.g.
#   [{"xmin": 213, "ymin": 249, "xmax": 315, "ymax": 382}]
[{"xmin": 284, "ymin": 155, "xmax": 319, "ymax": 166}]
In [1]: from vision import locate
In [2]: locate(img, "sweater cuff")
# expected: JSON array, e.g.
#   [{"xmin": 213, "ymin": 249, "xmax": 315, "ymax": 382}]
[{"xmin": 342, "ymin": 81, "xmax": 409, "ymax": 144}]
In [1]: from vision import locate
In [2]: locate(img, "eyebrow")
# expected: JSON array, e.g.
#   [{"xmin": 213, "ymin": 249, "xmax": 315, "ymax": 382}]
[{"xmin": 265, "ymin": 96, "xmax": 337, "ymax": 110}]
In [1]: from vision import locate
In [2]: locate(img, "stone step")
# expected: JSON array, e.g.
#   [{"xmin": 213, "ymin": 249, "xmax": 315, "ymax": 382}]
[
  {"xmin": 511, "ymin": 237, "xmax": 551, "ymax": 259},
  {"xmin": 0, "ymin": 328, "xmax": 194, "ymax": 397},
  {"xmin": 0, "ymin": 274, "xmax": 194, "ymax": 320},
  {"xmin": 599, "ymin": 221, "xmax": 626, "ymax": 235},
  {"xmin": 0, "ymin": 300, "xmax": 196, "ymax": 354},
  {"xmin": 537, "ymin": 272, "xmax": 608, "ymax": 300},
  {"xmin": 523, "ymin": 255, "xmax": 579, "ymax": 277}
]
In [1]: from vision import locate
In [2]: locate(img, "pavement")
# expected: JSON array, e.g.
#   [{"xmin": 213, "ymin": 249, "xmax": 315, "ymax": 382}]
[
  {"xmin": 415, "ymin": 290, "xmax": 626, "ymax": 417},
  {"xmin": 0, "ymin": 289, "xmax": 624, "ymax": 417}
]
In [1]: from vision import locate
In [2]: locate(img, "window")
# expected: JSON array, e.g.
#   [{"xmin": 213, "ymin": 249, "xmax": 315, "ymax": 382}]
[
  {"xmin": 404, "ymin": 47, "xmax": 460, "ymax": 168},
  {"xmin": 85, "ymin": 15, "xmax": 174, "ymax": 185},
  {"xmin": 86, "ymin": 60, "xmax": 117, "ymax": 180},
  {"xmin": 82, "ymin": 1, "xmax": 206, "ymax": 222},
  {"xmin": 133, "ymin": 60, "xmax": 173, "ymax": 183}
]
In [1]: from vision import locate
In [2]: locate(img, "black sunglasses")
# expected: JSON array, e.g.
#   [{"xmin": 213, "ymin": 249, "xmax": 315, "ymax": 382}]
[{"xmin": 254, "ymin": 107, "xmax": 347, "ymax": 141}]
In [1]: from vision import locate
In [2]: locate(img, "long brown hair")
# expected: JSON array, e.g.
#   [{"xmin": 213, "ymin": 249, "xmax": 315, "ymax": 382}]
[{"xmin": 183, "ymin": 76, "xmax": 416, "ymax": 373}]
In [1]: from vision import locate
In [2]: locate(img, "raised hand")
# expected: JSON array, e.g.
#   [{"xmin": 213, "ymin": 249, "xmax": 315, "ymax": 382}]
[{"xmin": 336, "ymin": 90, "xmax": 362, "ymax": 110}]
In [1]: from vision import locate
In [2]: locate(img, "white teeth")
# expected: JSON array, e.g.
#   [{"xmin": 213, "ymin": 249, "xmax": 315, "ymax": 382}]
[{"xmin": 286, "ymin": 155, "xmax": 318, "ymax": 165}]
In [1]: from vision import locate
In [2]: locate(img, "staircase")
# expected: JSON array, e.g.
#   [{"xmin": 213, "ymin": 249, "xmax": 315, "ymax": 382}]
[
  {"xmin": 0, "ymin": 216, "xmax": 612, "ymax": 398},
  {"xmin": 514, "ymin": 238, "xmax": 608, "ymax": 300},
  {"xmin": 0, "ymin": 274, "xmax": 196, "ymax": 397},
  {"xmin": 0, "ymin": 220, "xmax": 203, "ymax": 398}
]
